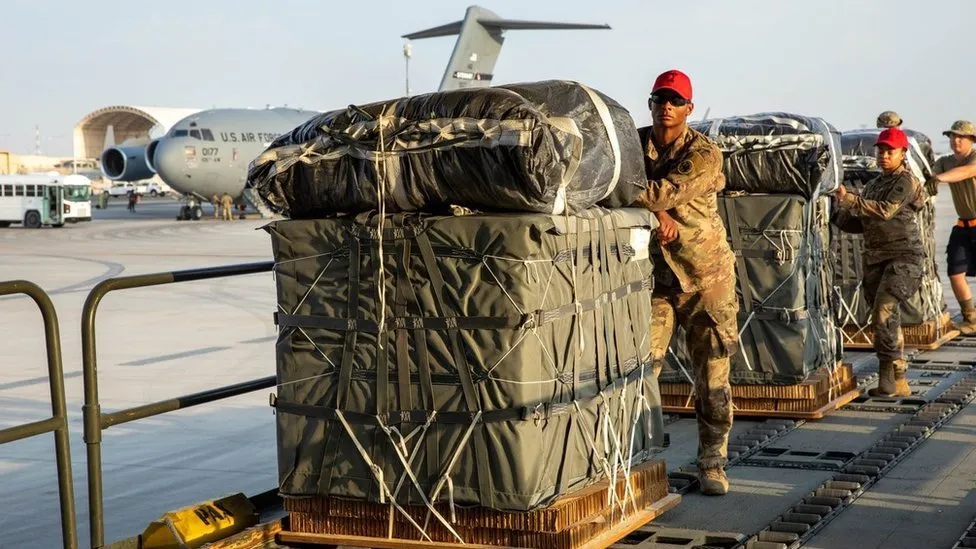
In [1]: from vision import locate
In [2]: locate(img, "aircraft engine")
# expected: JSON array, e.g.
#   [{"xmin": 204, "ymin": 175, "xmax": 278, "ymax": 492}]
[
  {"xmin": 100, "ymin": 145, "xmax": 154, "ymax": 181},
  {"xmin": 144, "ymin": 139, "xmax": 161, "ymax": 173}
]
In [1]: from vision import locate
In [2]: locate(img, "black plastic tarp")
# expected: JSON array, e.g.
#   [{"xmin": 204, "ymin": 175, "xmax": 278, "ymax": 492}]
[
  {"xmin": 247, "ymin": 81, "xmax": 647, "ymax": 218},
  {"xmin": 688, "ymin": 113, "xmax": 842, "ymax": 198}
]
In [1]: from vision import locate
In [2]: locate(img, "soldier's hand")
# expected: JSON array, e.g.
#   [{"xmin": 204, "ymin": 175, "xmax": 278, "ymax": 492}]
[
  {"xmin": 924, "ymin": 176, "xmax": 940, "ymax": 196},
  {"xmin": 655, "ymin": 211, "xmax": 679, "ymax": 245},
  {"xmin": 834, "ymin": 184, "xmax": 848, "ymax": 200}
]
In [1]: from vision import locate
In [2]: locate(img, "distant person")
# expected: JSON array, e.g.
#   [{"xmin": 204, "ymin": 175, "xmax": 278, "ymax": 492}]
[
  {"xmin": 127, "ymin": 191, "xmax": 136, "ymax": 213},
  {"xmin": 211, "ymin": 193, "xmax": 220, "ymax": 220},
  {"xmin": 875, "ymin": 110, "xmax": 935, "ymax": 167},
  {"xmin": 832, "ymin": 128, "xmax": 926, "ymax": 397},
  {"xmin": 220, "ymin": 193, "xmax": 233, "ymax": 221},
  {"xmin": 876, "ymin": 111, "xmax": 902, "ymax": 129},
  {"xmin": 631, "ymin": 69, "xmax": 737, "ymax": 496},
  {"xmin": 928, "ymin": 121, "xmax": 976, "ymax": 335}
]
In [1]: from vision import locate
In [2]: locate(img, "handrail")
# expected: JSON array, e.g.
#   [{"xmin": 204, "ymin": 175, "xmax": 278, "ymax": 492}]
[
  {"xmin": 0, "ymin": 280, "xmax": 78, "ymax": 549},
  {"xmin": 81, "ymin": 261, "xmax": 275, "ymax": 548}
]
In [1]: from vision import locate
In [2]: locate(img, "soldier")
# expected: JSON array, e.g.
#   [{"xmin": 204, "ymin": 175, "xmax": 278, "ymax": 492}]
[
  {"xmin": 220, "ymin": 192, "xmax": 233, "ymax": 221},
  {"xmin": 833, "ymin": 128, "xmax": 926, "ymax": 397},
  {"xmin": 876, "ymin": 111, "xmax": 902, "ymax": 129},
  {"xmin": 927, "ymin": 121, "xmax": 976, "ymax": 335},
  {"xmin": 631, "ymin": 69, "xmax": 737, "ymax": 496},
  {"xmin": 211, "ymin": 193, "xmax": 220, "ymax": 220}
]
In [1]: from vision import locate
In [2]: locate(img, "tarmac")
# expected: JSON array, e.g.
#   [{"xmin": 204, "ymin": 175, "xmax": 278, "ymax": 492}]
[{"xmin": 0, "ymin": 193, "xmax": 972, "ymax": 549}]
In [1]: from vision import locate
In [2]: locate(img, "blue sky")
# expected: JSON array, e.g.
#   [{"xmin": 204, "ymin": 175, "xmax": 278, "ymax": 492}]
[{"xmin": 0, "ymin": 0, "xmax": 972, "ymax": 156}]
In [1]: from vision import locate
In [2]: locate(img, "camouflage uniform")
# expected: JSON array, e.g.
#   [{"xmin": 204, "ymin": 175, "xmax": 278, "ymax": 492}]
[
  {"xmin": 633, "ymin": 127, "xmax": 738, "ymax": 471},
  {"xmin": 834, "ymin": 166, "xmax": 926, "ymax": 371},
  {"xmin": 220, "ymin": 193, "xmax": 234, "ymax": 221},
  {"xmin": 211, "ymin": 193, "xmax": 220, "ymax": 219}
]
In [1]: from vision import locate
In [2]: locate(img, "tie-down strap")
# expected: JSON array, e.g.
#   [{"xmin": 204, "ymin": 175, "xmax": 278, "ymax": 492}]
[
  {"xmin": 271, "ymin": 360, "xmax": 653, "ymax": 426},
  {"xmin": 274, "ymin": 278, "xmax": 651, "ymax": 333}
]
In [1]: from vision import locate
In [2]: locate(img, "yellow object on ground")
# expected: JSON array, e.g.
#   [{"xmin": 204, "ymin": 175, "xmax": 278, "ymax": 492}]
[{"xmin": 139, "ymin": 492, "xmax": 258, "ymax": 549}]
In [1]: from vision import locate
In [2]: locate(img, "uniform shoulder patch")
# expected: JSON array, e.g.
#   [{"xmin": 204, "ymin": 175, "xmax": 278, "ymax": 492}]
[{"xmin": 677, "ymin": 159, "xmax": 694, "ymax": 175}]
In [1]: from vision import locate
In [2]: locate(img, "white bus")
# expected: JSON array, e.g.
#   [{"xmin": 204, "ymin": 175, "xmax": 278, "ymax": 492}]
[
  {"xmin": 62, "ymin": 174, "xmax": 93, "ymax": 223},
  {"xmin": 0, "ymin": 175, "xmax": 65, "ymax": 228}
]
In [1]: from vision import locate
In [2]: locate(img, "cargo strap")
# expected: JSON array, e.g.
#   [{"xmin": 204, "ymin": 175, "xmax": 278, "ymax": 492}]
[
  {"xmin": 578, "ymin": 84, "xmax": 622, "ymax": 202},
  {"xmin": 274, "ymin": 279, "xmax": 651, "ymax": 333},
  {"xmin": 271, "ymin": 361, "xmax": 653, "ymax": 426},
  {"xmin": 720, "ymin": 196, "xmax": 778, "ymax": 374}
]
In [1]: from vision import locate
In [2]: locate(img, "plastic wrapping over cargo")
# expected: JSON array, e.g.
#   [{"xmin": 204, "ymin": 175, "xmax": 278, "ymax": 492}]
[
  {"xmin": 246, "ymin": 81, "xmax": 647, "ymax": 218},
  {"xmin": 689, "ymin": 113, "xmax": 842, "ymax": 198},
  {"xmin": 265, "ymin": 208, "xmax": 665, "ymax": 514},
  {"xmin": 831, "ymin": 130, "xmax": 947, "ymax": 343},
  {"xmin": 660, "ymin": 194, "xmax": 839, "ymax": 385}
]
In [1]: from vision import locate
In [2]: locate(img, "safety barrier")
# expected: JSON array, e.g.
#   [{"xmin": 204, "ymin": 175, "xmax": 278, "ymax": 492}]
[
  {"xmin": 0, "ymin": 281, "xmax": 78, "ymax": 549},
  {"xmin": 80, "ymin": 261, "xmax": 276, "ymax": 548}
]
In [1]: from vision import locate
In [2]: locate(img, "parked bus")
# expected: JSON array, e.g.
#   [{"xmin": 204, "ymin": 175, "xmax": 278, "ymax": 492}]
[
  {"xmin": 0, "ymin": 175, "xmax": 65, "ymax": 228},
  {"xmin": 62, "ymin": 174, "xmax": 93, "ymax": 223}
]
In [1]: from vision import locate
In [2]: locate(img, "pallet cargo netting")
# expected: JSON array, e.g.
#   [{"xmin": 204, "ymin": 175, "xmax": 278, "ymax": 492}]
[
  {"xmin": 246, "ymin": 80, "xmax": 647, "ymax": 218},
  {"xmin": 832, "ymin": 130, "xmax": 951, "ymax": 349},
  {"xmin": 265, "ymin": 208, "xmax": 666, "ymax": 516},
  {"xmin": 657, "ymin": 113, "xmax": 843, "ymax": 386}
]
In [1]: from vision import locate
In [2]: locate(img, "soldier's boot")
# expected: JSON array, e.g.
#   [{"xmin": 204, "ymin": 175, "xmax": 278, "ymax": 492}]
[
  {"xmin": 699, "ymin": 467, "xmax": 728, "ymax": 496},
  {"xmin": 868, "ymin": 360, "xmax": 911, "ymax": 397},
  {"xmin": 958, "ymin": 306, "xmax": 976, "ymax": 336}
]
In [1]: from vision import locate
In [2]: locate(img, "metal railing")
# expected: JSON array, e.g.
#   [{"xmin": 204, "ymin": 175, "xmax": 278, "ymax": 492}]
[
  {"xmin": 80, "ymin": 261, "xmax": 276, "ymax": 548},
  {"xmin": 0, "ymin": 281, "xmax": 78, "ymax": 549}
]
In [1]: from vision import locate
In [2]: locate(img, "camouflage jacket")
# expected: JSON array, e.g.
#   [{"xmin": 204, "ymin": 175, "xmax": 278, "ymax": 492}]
[
  {"xmin": 632, "ymin": 127, "xmax": 736, "ymax": 293},
  {"xmin": 834, "ymin": 166, "xmax": 926, "ymax": 265}
]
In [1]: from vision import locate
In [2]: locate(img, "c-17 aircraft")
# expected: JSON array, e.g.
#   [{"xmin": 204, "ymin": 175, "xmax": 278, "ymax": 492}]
[{"xmin": 101, "ymin": 5, "xmax": 610, "ymax": 220}]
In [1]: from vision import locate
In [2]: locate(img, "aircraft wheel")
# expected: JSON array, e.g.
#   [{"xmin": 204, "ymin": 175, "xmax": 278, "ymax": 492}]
[{"xmin": 192, "ymin": 206, "xmax": 203, "ymax": 220}]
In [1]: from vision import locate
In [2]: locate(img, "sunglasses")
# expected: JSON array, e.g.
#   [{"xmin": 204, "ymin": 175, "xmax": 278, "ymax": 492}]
[{"xmin": 649, "ymin": 94, "xmax": 690, "ymax": 108}]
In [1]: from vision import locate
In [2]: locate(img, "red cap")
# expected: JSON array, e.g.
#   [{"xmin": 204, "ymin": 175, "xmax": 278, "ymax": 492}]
[
  {"xmin": 875, "ymin": 127, "xmax": 909, "ymax": 150},
  {"xmin": 651, "ymin": 70, "xmax": 693, "ymax": 101}
]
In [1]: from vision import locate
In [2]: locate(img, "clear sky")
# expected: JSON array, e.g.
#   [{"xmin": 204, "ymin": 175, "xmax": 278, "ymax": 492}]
[{"xmin": 0, "ymin": 0, "xmax": 972, "ymax": 156}]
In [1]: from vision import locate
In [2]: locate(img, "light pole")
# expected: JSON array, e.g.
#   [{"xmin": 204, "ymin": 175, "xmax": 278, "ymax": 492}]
[{"xmin": 403, "ymin": 41, "xmax": 412, "ymax": 96}]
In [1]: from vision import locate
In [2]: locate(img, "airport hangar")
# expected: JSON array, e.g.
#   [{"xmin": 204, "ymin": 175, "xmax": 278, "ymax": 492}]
[{"xmin": 73, "ymin": 105, "xmax": 202, "ymax": 165}]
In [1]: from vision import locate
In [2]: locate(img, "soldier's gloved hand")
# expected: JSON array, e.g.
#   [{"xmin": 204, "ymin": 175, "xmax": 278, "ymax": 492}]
[
  {"xmin": 654, "ymin": 211, "xmax": 679, "ymax": 245},
  {"xmin": 924, "ymin": 176, "xmax": 940, "ymax": 196}
]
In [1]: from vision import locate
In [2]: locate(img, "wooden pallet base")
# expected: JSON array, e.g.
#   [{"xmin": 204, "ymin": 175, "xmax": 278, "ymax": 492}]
[
  {"xmin": 276, "ymin": 493, "xmax": 681, "ymax": 549},
  {"xmin": 661, "ymin": 364, "xmax": 861, "ymax": 420},
  {"xmin": 281, "ymin": 459, "xmax": 674, "ymax": 549},
  {"xmin": 842, "ymin": 312, "xmax": 958, "ymax": 351}
]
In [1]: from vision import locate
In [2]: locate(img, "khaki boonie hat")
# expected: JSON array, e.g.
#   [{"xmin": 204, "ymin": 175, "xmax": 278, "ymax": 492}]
[
  {"xmin": 876, "ymin": 111, "xmax": 902, "ymax": 128},
  {"xmin": 944, "ymin": 120, "xmax": 976, "ymax": 139}
]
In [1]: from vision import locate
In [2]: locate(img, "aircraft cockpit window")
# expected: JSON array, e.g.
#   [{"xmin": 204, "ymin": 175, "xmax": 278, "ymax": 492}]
[
  {"xmin": 201, "ymin": 129, "xmax": 215, "ymax": 141},
  {"xmin": 171, "ymin": 129, "xmax": 188, "ymax": 137},
  {"xmin": 189, "ymin": 129, "xmax": 202, "ymax": 140}
]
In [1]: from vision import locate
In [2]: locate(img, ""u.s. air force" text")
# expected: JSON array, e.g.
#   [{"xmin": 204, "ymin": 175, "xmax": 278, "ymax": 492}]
[{"xmin": 219, "ymin": 132, "xmax": 278, "ymax": 143}]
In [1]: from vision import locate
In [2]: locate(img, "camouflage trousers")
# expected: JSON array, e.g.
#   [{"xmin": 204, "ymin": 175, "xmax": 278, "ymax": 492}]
[
  {"xmin": 650, "ymin": 278, "xmax": 738, "ymax": 470},
  {"xmin": 863, "ymin": 257, "xmax": 924, "ymax": 369}
]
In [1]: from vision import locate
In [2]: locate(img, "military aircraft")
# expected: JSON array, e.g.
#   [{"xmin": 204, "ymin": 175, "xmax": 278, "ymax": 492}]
[{"xmin": 102, "ymin": 5, "xmax": 610, "ymax": 220}]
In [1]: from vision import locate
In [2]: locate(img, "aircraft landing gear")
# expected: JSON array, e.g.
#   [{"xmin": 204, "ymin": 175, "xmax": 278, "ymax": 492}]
[{"xmin": 177, "ymin": 195, "xmax": 204, "ymax": 221}]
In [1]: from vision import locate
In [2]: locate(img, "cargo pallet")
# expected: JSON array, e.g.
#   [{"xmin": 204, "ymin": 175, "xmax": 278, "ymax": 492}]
[
  {"xmin": 659, "ymin": 363, "xmax": 862, "ymax": 420},
  {"xmin": 842, "ymin": 311, "xmax": 959, "ymax": 351},
  {"xmin": 271, "ymin": 459, "xmax": 678, "ymax": 549}
]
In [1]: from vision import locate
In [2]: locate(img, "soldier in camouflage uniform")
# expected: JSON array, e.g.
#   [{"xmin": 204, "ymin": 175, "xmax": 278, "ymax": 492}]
[
  {"xmin": 631, "ymin": 70, "xmax": 738, "ymax": 496},
  {"xmin": 876, "ymin": 110, "xmax": 902, "ymax": 129},
  {"xmin": 833, "ymin": 128, "xmax": 926, "ymax": 397}
]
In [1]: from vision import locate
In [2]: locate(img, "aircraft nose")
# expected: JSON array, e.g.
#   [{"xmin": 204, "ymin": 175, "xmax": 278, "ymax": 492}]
[{"xmin": 153, "ymin": 138, "xmax": 195, "ymax": 195}]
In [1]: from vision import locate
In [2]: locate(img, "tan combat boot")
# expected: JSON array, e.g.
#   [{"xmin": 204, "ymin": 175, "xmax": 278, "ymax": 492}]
[
  {"xmin": 699, "ymin": 467, "xmax": 729, "ymax": 496},
  {"xmin": 959, "ymin": 308, "xmax": 976, "ymax": 336},
  {"xmin": 868, "ymin": 361, "xmax": 911, "ymax": 397}
]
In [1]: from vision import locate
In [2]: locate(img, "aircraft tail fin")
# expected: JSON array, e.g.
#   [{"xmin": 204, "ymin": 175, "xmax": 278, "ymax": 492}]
[{"xmin": 402, "ymin": 5, "xmax": 610, "ymax": 92}]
